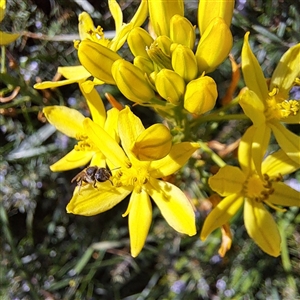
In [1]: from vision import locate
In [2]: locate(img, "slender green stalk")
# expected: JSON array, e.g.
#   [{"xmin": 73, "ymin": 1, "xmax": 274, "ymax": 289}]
[
  {"xmin": 279, "ymin": 219, "xmax": 297, "ymax": 296},
  {"xmin": 1, "ymin": 46, "xmax": 6, "ymax": 73},
  {"xmin": 198, "ymin": 140, "xmax": 226, "ymax": 168}
]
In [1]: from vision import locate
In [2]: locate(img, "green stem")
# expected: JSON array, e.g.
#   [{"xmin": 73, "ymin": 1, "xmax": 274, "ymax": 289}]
[
  {"xmin": 279, "ymin": 219, "xmax": 297, "ymax": 296},
  {"xmin": 0, "ymin": 203, "xmax": 40, "ymax": 299},
  {"xmin": 1, "ymin": 46, "xmax": 6, "ymax": 73},
  {"xmin": 198, "ymin": 140, "xmax": 226, "ymax": 168}
]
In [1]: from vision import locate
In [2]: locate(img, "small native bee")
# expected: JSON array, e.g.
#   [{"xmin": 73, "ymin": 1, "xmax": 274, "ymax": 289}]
[{"xmin": 71, "ymin": 166, "xmax": 112, "ymax": 193}]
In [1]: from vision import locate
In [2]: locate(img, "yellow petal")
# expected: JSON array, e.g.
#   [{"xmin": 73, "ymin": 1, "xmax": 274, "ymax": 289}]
[
  {"xmin": 78, "ymin": 12, "xmax": 95, "ymax": 40},
  {"xmin": 57, "ymin": 65, "xmax": 91, "ymax": 80},
  {"xmin": 244, "ymin": 198, "xmax": 281, "ymax": 257},
  {"xmin": 269, "ymin": 120, "xmax": 300, "ymax": 165},
  {"xmin": 262, "ymin": 149, "xmax": 300, "ymax": 177},
  {"xmin": 241, "ymin": 32, "xmax": 269, "ymax": 101},
  {"xmin": 34, "ymin": 78, "xmax": 84, "ymax": 90},
  {"xmin": 0, "ymin": 0, "xmax": 6, "ymax": 22},
  {"xmin": 127, "ymin": 190, "xmax": 152, "ymax": 257},
  {"xmin": 108, "ymin": 0, "xmax": 123, "ymax": 33},
  {"xmin": 118, "ymin": 106, "xmax": 145, "ymax": 157},
  {"xmin": 146, "ymin": 179, "xmax": 196, "ymax": 236},
  {"xmin": 208, "ymin": 166, "xmax": 245, "ymax": 197},
  {"xmin": 198, "ymin": 0, "xmax": 235, "ymax": 36},
  {"xmin": 239, "ymin": 124, "xmax": 271, "ymax": 178},
  {"xmin": 109, "ymin": 22, "xmax": 133, "ymax": 52},
  {"xmin": 132, "ymin": 124, "xmax": 172, "ymax": 161},
  {"xmin": 84, "ymin": 118, "xmax": 128, "ymax": 168},
  {"xmin": 50, "ymin": 149, "xmax": 94, "ymax": 171},
  {"xmin": 149, "ymin": 142, "xmax": 199, "ymax": 178},
  {"xmin": 250, "ymin": 124, "xmax": 271, "ymax": 177},
  {"xmin": 67, "ymin": 183, "xmax": 131, "ymax": 216},
  {"xmin": 238, "ymin": 125, "xmax": 255, "ymax": 175},
  {"xmin": 270, "ymin": 43, "xmax": 300, "ymax": 99},
  {"xmin": 269, "ymin": 182, "xmax": 300, "ymax": 207},
  {"xmin": 239, "ymin": 89, "xmax": 265, "ymax": 126},
  {"xmin": 43, "ymin": 106, "xmax": 84, "ymax": 138},
  {"xmin": 90, "ymin": 151, "xmax": 106, "ymax": 168},
  {"xmin": 104, "ymin": 108, "xmax": 120, "ymax": 143},
  {"xmin": 129, "ymin": 0, "xmax": 148, "ymax": 28},
  {"xmin": 201, "ymin": 194, "xmax": 243, "ymax": 240},
  {"xmin": 0, "ymin": 31, "xmax": 20, "ymax": 45},
  {"xmin": 79, "ymin": 84, "xmax": 106, "ymax": 127},
  {"xmin": 195, "ymin": 18, "xmax": 232, "ymax": 74},
  {"xmin": 148, "ymin": 0, "xmax": 184, "ymax": 36}
]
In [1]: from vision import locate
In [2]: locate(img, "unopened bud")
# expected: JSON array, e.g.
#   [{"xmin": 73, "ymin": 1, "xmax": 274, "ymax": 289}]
[
  {"xmin": 132, "ymin": 124, "xmax": 173, "ymax": 161},
  {"xmin": 171, "ymin": 44, "xmax": 198, "ymax": 82},
  {"xmin": 170, "ymin": 15, "xmax": 195, "ymax": 49},
  {"xmin": 195, "ymin": 17, "xmax": 233, "ymax": 74},
  {"xmin": 134, "ymin": 56, "xmax": 154, "ymax": 75},
  {"xmin": 78, "ymin": 40, "xmax": 122, "ymax": 84},
  {"xmin": 184, "ymin": 76, "xmax": 218, "ymax": 115},
  {"xmin": 156, "ymin": 69, "xmax": 185, "ymax": 105},
  {"xmin": 128, "ymin": 27, "xmax": 154, "ymax": 57},
  {"xmin": 112, "ymin": 59, "xmax": 155, "ymax": 103},
  {"xmin": 147, "ymin": 42, "xmax": 172, "ymax": 70}
]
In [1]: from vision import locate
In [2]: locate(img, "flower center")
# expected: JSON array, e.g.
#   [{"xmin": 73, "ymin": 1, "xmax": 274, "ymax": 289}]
[
  {"xmin": 74, "ymin": 134, "xmax": 96, "ymax": 152},
  {"xmin": 266, "ymin": 87, "xmax": 299, "ymax": 120},
  {"xmin": 113, "ymin": 163, "xmax": 150, "ymax": 193},
  {"xmin": 243, "ymin": 173, "xmax": 285, "ymax": 212}
]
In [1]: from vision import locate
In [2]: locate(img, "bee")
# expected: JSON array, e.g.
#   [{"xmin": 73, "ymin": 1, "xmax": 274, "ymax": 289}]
[{"xmin": 71, "ymin": 166, "xmax": 112, "ymax": 193}]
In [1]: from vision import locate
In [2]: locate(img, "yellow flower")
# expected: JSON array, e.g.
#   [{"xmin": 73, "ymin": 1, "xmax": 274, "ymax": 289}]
[
  {"xmin": 240, "ymin": 32, "xmax": 300, "ymax": 168},
  {"xmin": 201, "ymin": 126, "xmax": 300, "ymax": 257},
  {"xmin": 148, "ymin": 0, "xmax": 184, "ymax": 37},
  {"xmin": 43, "ymin": 87, "xmax": 118, "ymax": 171},
  {"xmin": 0, "ymin": 0, "xmax": 20, "ymax": 45},
  {"xmin": 34, "ymin": 1, "xmax": 148, "ymax": 90},
  {"xmin": 67, "ymin": 106, "xmax": 199, "ymax": 257}
]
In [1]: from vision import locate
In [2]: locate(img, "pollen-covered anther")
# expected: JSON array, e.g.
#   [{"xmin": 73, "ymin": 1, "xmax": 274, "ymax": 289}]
[
  {"xmin": 74, "ymin": 139, "xmax": 93, "ymax": 151},
  {"xmin": 277, "ymin": 100, "xmax": 299, "ymax": 118},
  {"xmin": 268, "ymin": 87, "xmax": 279, "ymax": 97},
  {"xmin": 74, "ymin": 40, "xmax": 81, "ymax": 50}
]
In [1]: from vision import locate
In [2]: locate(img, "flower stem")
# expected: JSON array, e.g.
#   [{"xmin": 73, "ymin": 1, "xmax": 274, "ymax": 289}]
[
  {"xmin": 1, "ymin": 46, "xmax": 6, "ymax": 73},
  {"xmin": 198, "ymin": 140, "xmax": 226, "ymax": 168},
  {"xmin": 279, "ymin": 217, "xmax": 297, "ymax": 297}
]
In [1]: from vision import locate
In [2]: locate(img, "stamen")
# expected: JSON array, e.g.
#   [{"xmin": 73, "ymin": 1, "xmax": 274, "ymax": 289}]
[
  {"xmin": 277, "ymin": 100, "xmax": 299, "ymax": 118},
  {"xmin": 264, "ymin": 200, "xmax": 286, "ymax": 212}
]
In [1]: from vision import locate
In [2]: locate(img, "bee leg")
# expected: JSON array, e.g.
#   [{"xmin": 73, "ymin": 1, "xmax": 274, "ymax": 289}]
[{"xmin": 93, "ymin": 180, "xmax": 98, "ymax": 189}]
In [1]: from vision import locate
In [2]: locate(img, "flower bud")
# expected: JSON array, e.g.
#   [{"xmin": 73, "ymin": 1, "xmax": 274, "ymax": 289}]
[
  {"xmin": 148, "ymin": 0, "xmax": 184, "ymax": 36},
  {"xmin": 134, "ymin": 56, "xmax": 154, "ymax": 75},
  {"xmin": 170, "ymin": 15, "xmax": 195, "ymax": 49},
  {"xmin": 198, "ymin": 0, "xmax": 235, "ymax": 36},
  {"xmin": 78, "ymin": 40, "xmax": 122, "ymax": 84},
  {"xmin": 156, "ymin": 69, "xmax": 185, "ymax": 105},
  {"xmin": 195, "ymin": 17, "xmax": 233, "ymax": 74},
  {"xmin": 155, "ymin": 35, "xmax": 173, "ymax": 56},
  {"xmin": 128, "ymin": 27, "xmax": 154, "ymax": 57},
  {"xmin": 132, "ymin": 124, "xmax": 173, "ymax": 161},
  {"xmin": 171, "ymin": 44, "xmax": 198, "ymax": 82},
  {"xmin": 112, "ymin": 59, "xmax": 155, "ymax": 103},
  {"xmin": 147, "ymin": 42, "xmax": 172, "ymax": 70},
  {"xmin": 184, "ymin": 76, "xmax": 218, "ymax": 115}
]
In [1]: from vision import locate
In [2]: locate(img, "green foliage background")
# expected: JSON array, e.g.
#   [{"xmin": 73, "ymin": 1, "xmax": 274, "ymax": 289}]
[{"xmin": 1, "ymin": 0, "xmax": 299, "ymax": 299}]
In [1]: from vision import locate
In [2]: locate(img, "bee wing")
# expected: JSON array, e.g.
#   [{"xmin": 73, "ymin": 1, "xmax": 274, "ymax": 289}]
[{"xmin": 71, "ymin": 170, "xmax": 85, "ymax": 183}]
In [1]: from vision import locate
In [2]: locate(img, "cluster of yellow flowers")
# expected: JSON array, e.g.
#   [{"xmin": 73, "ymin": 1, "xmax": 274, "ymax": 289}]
[{"xmin": 32, "ymin": 0, "xmax": 299, "ymax": 257}]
